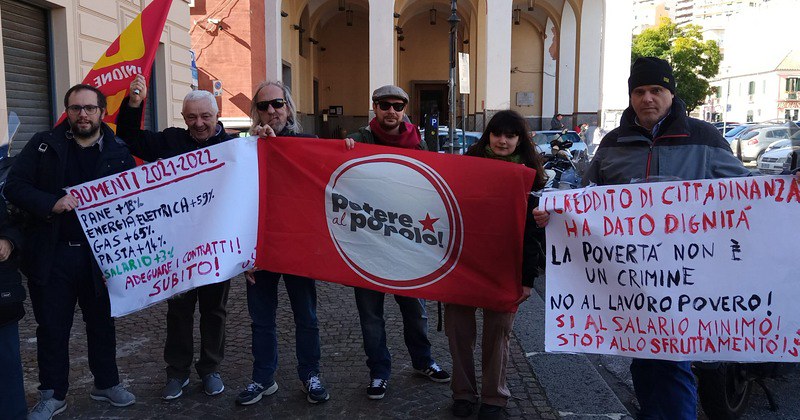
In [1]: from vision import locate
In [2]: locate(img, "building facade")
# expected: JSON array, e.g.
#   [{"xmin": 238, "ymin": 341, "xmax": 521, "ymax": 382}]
[
  {"xmin": 0, "ymin": 0, "xmax": 193, "ymax": 154},
  {"xmin": 701, "ymin": 0, "xmax": 799, "ymax": 124},
  {"xmin": 191, "ymin": 0, "xmax": 633, "ymax": 137}
]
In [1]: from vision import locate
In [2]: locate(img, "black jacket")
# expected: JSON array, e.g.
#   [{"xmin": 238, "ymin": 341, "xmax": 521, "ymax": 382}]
[
  {"xmin": 116, "ymin": 97, "xmax": 235, "ymax": 160},
  {"xmin": 0, "ymin": 198, "xmax": 24, "ymax": 326},
  {"xmin": 4, "ymin": 121, "xmax": 136, "ymax": 285}
]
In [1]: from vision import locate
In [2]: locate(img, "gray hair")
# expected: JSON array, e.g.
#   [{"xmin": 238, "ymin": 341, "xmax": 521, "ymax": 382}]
[
  {"xmin": 183, "ymin": 89, "xmax": 218, "ymax": 114},
  {"xmin": 249, "ymin": 80, "xmax": 301, "ymax": 135}
]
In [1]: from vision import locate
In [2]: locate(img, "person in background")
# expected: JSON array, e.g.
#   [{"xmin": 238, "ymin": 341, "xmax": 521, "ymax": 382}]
[
  {"xmin": 0, "ymin": 198, "xmax": 26, "ymax": 419},
  {"xmin": 549, "ymin": 113, "xmax": 565, "ymax": 130},
  {"xmin": 235, "ymin": 81, "xmax": 329, "ymax": 406},
  {"xmin": 447, "ymin": 110, "xmax": 546, "ymax": 420}
]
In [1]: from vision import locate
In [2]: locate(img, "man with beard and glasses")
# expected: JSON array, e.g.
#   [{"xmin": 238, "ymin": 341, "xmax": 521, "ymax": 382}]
[
  {"xmin": 344, "ymin": 85, "xmax": 451, "ymax": 401},
  {"xmin": 5, "ymin": 84, "xmax": 137, "ymax": 419},
  {"xmin": 115, "ymin": 74, "xmax": 236, "ymax": 401}
]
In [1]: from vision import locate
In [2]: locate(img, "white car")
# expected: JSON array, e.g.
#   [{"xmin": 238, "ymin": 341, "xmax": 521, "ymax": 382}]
[{"xmin": 756, "ymin": 140, "xmax": 800, "ymax": 174}]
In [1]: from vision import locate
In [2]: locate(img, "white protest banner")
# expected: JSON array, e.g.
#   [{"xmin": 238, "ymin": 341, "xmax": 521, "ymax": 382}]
[
  {"xmin": 69, "ymin": 137, "xmax": 259, "ymax": 316},
  {"xmin": 542, "ymin": 175, "xmax": 800, "ymax": 362}
]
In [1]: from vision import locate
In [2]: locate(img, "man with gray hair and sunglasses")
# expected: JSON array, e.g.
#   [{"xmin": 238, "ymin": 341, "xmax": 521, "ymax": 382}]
[
  {"xmin": 235, "ymin": 81, "xmax": 330, "ymax": 406},
  {"xmin": 116, "ymin": 74, "xmax": 236, "ymax": 401}
]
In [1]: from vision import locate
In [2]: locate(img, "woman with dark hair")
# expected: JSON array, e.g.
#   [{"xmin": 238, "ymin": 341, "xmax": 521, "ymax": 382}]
[{"xmin": 447, "ymin": 110, "xmax": 546, "ymax": 419}]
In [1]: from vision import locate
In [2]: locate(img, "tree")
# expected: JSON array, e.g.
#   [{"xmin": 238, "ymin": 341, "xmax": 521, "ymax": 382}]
[{"xmin": 631, "ymin": 18, "xmax": 722, "ymax": 113}]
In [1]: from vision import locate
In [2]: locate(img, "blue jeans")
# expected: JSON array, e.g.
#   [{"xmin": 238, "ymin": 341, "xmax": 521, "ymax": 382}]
[
  {"xmin": 630, "ymin": 358, "xmax": 697, "ymax": 420},
  {"xmin": 0, "ymin": 321, "xmax": 26, "ymax": 420},
  {"xmin": 354, "ymin": 287, "xmax": 433, "ymax": 380},
  {"xmin": 248, "ymin": 270, "xmax": 320, "ymax": 384}
]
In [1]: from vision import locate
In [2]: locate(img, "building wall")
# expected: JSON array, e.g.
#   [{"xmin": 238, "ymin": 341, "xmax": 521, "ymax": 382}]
[
  {"xmin": 192, "ymin": 0, "xmax": 265, "ymax": 130},
  {"xmin": 0, "ymin": 0, "xmax": 192, "ymax": 131},
  {"xmin": 317, "ymin": 12, "xmax": 368, "ymax": 117},
  {"xmin": 714, "ymin": 73, "xmax": 786, "ymax": 123},
  {"xmin": 509, "ymin": 20, "xmax": 543, "ymax": 119}
]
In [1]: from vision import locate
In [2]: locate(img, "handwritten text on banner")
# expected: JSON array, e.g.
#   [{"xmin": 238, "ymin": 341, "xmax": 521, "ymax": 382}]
[
  {"xmin": 70, "ymin": 138, "xmax": 259, "ymax": 317},
  {"xmin": 543, "ymin": 176, "xmax": 800, "ymax": 362}
]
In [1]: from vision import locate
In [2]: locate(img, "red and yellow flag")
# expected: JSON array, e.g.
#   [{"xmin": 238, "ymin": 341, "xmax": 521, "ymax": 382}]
[{"xmin": 57, "ymin": 0, "xmax": 173, "ymax": 129}]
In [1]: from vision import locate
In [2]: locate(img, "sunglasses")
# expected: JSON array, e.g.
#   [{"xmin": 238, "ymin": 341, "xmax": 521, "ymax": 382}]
[
  {"xmin": 256, "ymin": 98, "xmax": 287, "ymax": 111},
  {"xmin": 376, "ymin": 101, "xmax": 406, "ymax": 112},
  {"xmin": 66, "ymin": 105, "xmax": 101, "ymax": 115}
]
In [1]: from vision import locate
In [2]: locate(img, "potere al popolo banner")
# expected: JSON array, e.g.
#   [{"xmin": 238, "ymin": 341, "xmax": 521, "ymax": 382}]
[
  {"xmin": 256, "ymin": 138, "xmax": 536, "ymax": 313},
  {"xmin": 71, "ymin": 138, "xmax": 259, "ymax": 317},
  {"xmin": 543, "ymin": 176, "xmax": 800, "ymax": 362}
]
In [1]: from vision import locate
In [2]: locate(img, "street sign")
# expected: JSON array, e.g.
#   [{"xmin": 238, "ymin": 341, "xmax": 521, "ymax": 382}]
[
  {"xmin": 458, "ymin": 52, "xmax": 470, "ymax": 95},
  {"xmin": 190, "ymin": 50, "xmax": 199, "ymax": 89},
  {"xmin": 212, "ymin": 80, "xmax": 222, "ymax": 97}
]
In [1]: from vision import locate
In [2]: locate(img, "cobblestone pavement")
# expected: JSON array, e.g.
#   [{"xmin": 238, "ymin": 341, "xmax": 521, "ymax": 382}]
[{"xmin": 18, "ymin": 276, "xmax": 558, "ymax": 419}]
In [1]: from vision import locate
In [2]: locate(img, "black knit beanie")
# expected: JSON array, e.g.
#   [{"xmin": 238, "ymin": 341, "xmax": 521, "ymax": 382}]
[{"xmin": 628, "ymin": 57, "xmax": 676, "ymax": 95}]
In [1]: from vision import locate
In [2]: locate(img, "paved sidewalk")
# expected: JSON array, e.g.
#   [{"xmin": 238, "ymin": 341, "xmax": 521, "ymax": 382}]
[{"xmin": 18, "ymin": 276, "xmax": 559, "ymax": 419}]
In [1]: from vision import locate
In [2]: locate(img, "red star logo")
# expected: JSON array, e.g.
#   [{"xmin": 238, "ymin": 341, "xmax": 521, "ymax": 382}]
[{"xmin": 418, "ymin": 213, "xmax": 440, "ymax": 232}]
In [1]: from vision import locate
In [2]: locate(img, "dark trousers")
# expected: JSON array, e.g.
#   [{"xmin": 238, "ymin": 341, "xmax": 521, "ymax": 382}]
[
  {"xmin": 0, "ymin": 321, "xmax": 26, "ymax": 419},
  {"xmin": 29, "ymin": 243, "xmax": 119, "ymax": 400},
  {"xmin": 164, "ymin": 280, "xmax": 230, "ymax": 379},
  {"xmin": 354, "ymin": 287, "xmax": 433, "ymax": 380},
  {"xmin": 630, "ymin": 358, "xmax": 697, "ymax": 420}
]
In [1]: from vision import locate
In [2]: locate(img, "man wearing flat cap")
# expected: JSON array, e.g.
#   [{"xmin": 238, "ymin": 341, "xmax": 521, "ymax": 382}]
[
  {"xmin": 345, "ymin": 85, "xmax": 450, "ymax": 401},
  {"xmin": 581, "ymin": 57, "xmax": 751, "ymax": 418},
  {"xmin": 347, "ymin": 85, "xmax": 424, "ymax": 149}
]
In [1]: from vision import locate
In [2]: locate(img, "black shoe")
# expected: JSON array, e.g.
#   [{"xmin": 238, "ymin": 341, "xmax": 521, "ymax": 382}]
[
  {"xmin": 414, "ymin": 362, "xmax": 451, "ymax": 383},
  {"xmin": 477, "ymin": 403, "xmax": 504, "ymax": 420},
  {"xmin": 366, "ymin": 378, "xmax": 387, "ymax": 400},
  {"xmin": 452, "ymin": 399, "xmax": 474, "ymax": 417}
]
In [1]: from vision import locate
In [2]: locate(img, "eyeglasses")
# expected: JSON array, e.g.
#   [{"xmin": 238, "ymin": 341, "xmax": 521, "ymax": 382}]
[
  {"xmin": 256, "ymin": 98, "xmax": 286, "ymax": 111},
  {"xmin": 376, "ymin": 101, "xmax": 406, "ymax": 112},
  {"xmin": 66, "ymin": 105, "xmax": 101, "ymax": 115}
]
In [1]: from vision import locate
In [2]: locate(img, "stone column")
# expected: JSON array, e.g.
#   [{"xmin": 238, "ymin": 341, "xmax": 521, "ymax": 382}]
[
  {"xmin": 576, "ymin": 0, "xmax": 603, "ymax": 125},
  {"xmin": 265, "ymin": 0, "xmax": 282, "ymax": 83},
  {"xmin": 483, "ymin": 0, "xmax": 513, "ymax": 119},
  {"xmin": 369, "ymin": 0, "xmax": 395, "ymax": 111},
  {"xmin": 599, "ymin": 0, "xmax": 633, "ymax": 130},
  {"xmin": 558, "ymin": 1, "xmax": 577, "ymax": 126}
]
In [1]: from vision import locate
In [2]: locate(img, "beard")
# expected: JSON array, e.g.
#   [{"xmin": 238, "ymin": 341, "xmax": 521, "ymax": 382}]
[
  {"xmin": 70, "ymin": 118, "xmax": 101, "ymax": 140},
  {"xmin": 378, "ymin": 116, "xmax": 402, "ymax": 132}
]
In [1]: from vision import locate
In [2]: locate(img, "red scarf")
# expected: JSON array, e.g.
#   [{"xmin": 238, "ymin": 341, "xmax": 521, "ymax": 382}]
[{"xmin": 368, "ymin": 118, "xmax": 421, "ymax": 149}]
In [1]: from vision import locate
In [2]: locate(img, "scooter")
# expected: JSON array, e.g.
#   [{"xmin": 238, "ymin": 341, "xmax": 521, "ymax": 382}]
[
  {"xmin": 543, "ymin": 135, "xmax": 586, "ymax": 190},
  {"xmin": 694, "ymin": 362, "xmax": 795, "ymax": 419}
]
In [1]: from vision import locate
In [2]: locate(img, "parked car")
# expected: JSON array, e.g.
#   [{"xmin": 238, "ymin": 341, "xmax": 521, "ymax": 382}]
[
  {"xmin": 712, "ymin": 121, "xmax": 739, "ymax": 134},
  {"xmin": 729, "ymin": 125, "xmax": 791, "ymax": 162},
  {"xmin": 723, "ymin": 123, "xmax": 758, "ymax": 143},
  {"xmin": 532, "ymin": 130, "xmax": 587, "ymax": 158},
  {"xmin": 756, "ymin": 138, "xmax": 800, "ymax": 174},
  {"xmin": 427, "ymin": 126, "xmax": 482, "ymax": 154},
  {"xmin": 439, "ymin": 130, "xmax": 482, "ymax": 154}
]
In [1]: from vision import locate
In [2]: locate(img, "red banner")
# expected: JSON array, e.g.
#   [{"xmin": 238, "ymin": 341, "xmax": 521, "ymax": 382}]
[
  {"xmin": 56, "ymin": 0, "xmax": 173, "ymax": 129},
  {"xmin": 256, "ymin": 138, "xmax": 536, "ymax": 312}
]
